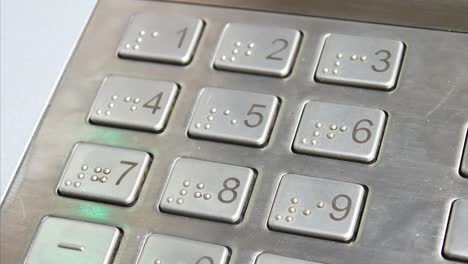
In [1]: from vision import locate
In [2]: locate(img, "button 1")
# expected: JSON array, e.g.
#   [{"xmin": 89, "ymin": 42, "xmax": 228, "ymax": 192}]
[
  {"xmin": 137, "ymin": 234, "xmax": 230, "ymax": 264},
  {"xmin": 188, "ymin": 88, "xmax": 279, "ymax": 147},
  {"xmin": 89, "ymin": 75, "xmax": 178, "ymax": 132},
  {"xmin": 118, "ymin": 14, "xmax": 203, "ymax": 65},
  {"xmin": 315, "ymin": 34, "xmax": 404, "ymax": 90},
  {"xmin": 443, "ymin": 199, "xmax": 468, "ymax": 261},
  {"xmin": 268, "ymin": 174, "xmax": 366, "ymax": 242},
  {"xmin": 461, "ymin": 134, "xmax": 468, "ymax": 177},
  {"xmin": 58, "ymin": 143, "xmax": 152, "ymax": 206},
  {"xmin": 160, "ymin": 158, "xmax": 255, "ymax": 223},
  {"xmin": 213, "ymin": 23, "xmax": 301, "ymax": 77},
  {"xmin": 293, "ymin": 101, "xmax": 386, "ymax": 163},
  {"xmin": 256, "ymin": 253, "xmax": 323, "ymax": 264},
  {"xmin": 25, "ymin": 217, "xmax": 120, "ymax": 264}
]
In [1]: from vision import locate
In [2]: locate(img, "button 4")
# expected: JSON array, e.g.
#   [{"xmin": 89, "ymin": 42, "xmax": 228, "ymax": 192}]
[
  {"xmin": 188, "ymin": 88, "xmax": 279, "ymax": 147},
  {"xmin": 214, "ymin": 23, "xmax": 301, "ymax": 77},
  {"xmin": 293, "ymin": 101, "xmax": 386, "ymax": 163},
  {"xmin": 268, "ymin": 174, "xmax": 366, "ymax": 242},
  {"xmin": 118, "ymin": 14, "xmax": 203, "ymax": 65},
  {"xmin": 315, "ymin": 34, "xmax": 404, "ymax": 90},
  {"xmin": 58, "ymin": 143, "xmax": 152, "ymax": 206},
  {"xmin": 160, "ymin": 158, "xmax": 255, "ymax": 223}
]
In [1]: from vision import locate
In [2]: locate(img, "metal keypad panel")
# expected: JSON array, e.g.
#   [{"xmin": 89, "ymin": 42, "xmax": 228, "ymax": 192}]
[
  {"xmin": 118, "ymin": 14, "xmax": 203, "ymax": 65},
  {"xmin": 255, "ymin": 253, "xmax": 323, "ymax": 264},
  {"xmin": 213, "ymin": 23, "xmax": 301, "ymax": 77},
  {"xmin": 461, "ymin": 135, "xmax": 468, "ymax": 177},
  {"xmin": 160, "ymin": 158, "xmax": 255, "ymax": 223},
  {"xmin": 315, "ymin": 34, "xmax": 404, "ymax": 90},
  {"xmin": 58, "ymin": 143, "xmax": 151, "ymax": 206},
  {"xmin": 293, "ymin": 101, "xmax": 386, "ymax": 163},
  {"xmin": 89, "ymin": 75, "xmax": 178, "ymax": 132},
  {"xmin": 137, "ymin": 234, "xmax": 230, "ymax": 264},
  {"xmin": 25, "ymin": 217, "xmax": 120, "ymax": 264},
  {"xmin": 188, "ymin": 88, "xmax": 279, "ymax": 147},
  {"xmin": 443, "ymin": 199, "xmax": 468, "ymax": 262},
  {"xmin": 268, "ymin": 174, "xmax": 366, "ymax": 242}
]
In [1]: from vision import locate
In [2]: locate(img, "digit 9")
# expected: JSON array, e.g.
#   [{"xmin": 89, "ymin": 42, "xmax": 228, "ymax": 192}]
[{"xmin": 329, "ymin": 194, "xmax": 352, "ymax": 221}]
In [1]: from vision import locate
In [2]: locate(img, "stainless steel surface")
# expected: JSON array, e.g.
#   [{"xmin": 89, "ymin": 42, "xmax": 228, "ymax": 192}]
[
  {"xmin": 213, "ymin": 23, "xmax": 301, "ymax": 77},
  {"xmin": 188, "ymin": 88, "xmax": 279, "ymax": 147},
  {"xmin": 167, "ymin": 0, "xmax": 468, "ymax": 33},
  {"xmin": 160, "ymin": 158, "xmax": 255, "ymax": 223},
  {"xmin": 315, "ymin": 34, "xmax": 404, "ymax": 90},
  {"xmin": 268, "ymin": 174, "xmax": 365, "ymax": 242},
  {"xmin": 137, "ymin": 234, "xmax": 230, "ymax": 264},
  {"xmin": 25, "ymin": 216, "xmax": 120, "ymax": 264},
  {"xmin": 293, "ymin": 102, "xmax": 386, "ymax": 163},
  {"xmin": 57, "ymin": 143, "xmax": 152, "ymax": 206},
  {"xmin": 443, "ymin": 199, "xmax": 468, "ymax": 261},
  {"xmin": 1, "ymin": 0, "xmax": 468, "ymax": 264},
  {"xmin": 89, "ymin": 75, "xmax": 179, "ymax": 132},
  {"xmin": 256, "ymin": 253, "xmax": 323, "ymax": 264},
  {"xmin": 118, "ymin": 14, "xmax": 204, "ymax": 65}
]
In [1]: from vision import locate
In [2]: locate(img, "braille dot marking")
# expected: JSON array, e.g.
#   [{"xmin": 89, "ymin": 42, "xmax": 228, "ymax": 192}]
[
  {"xmin": 194, "ymin": 192, "xmax": 202, "ymax": 198},
  {"xmin": 103, "ymin": 168, "xmax": 111, "ymax": 174},
  {"xmin": 167, "ymin": 197, "xmax": 174, "ymax": 203},
  {"xmin": 203, "ymin": 193, "xmax": 212, "ymax": 200},
  {"xmin": 303, "ymin": 209, "xmax": 312, "ymax": 216},
  {"xmin": 235, "ymin": 41, "xmax": 242, "ymax": 47},
  {"xmin": 224, "ymin": 110, "xmax": 231, "ymax": 115},
  {"xmin": 195, "ymin": 123, "xmax": 201, "ymax": 128},
  {"xmin": 285, "ymin": 216, "xmax": 293, "ymax": 222},
  {"xmin": 330, "ymin": 124, "xmax": 337, "ymax": 130},
  {"xmin": 245, "ymin": 50, "xmax": 253, "ymax": 56},
  {"xmin": 360, "ymin": 56, "xmax": 367, "ymax": 61},
  {"xmin": 108, "ymin": 103, "xmax": 114, "ymax": 108},
  {"xmin": 152, "ymin": 32, "xmax": 159, "ymax": 37},
  {"xmin": 231, "ymin": 120, "xmax": 238, "ymax": 125},
  {"xmin": 315, "ymin": 122, "xmax": 323, "ymax": 128},
  {"xmin": 139, "ymin": 30, "xmax": 146, "ymax": 36},
  {"xmin": 204, "ymin": 124, "xmax": 211, "ymax": 129},
  {"xmin": 136, "ymin": 37, "xmax": 143, "ymax": 43},
  {"xmin": 332, "ymin": 69, "xmax": 339, "ymax": 75},
  {"xmin": 81, "ymin": 165, "xmax": 88, "ymax": 171},
  {"xmin": 125, "ymin": 44, "xmax": 131, "ymax": 49},
  {"xmin": 130, "ymin": 106, "xmax": 137, "ymax": 111},
  {"xmin": 96, "ymin": 110, "xmax": 102, "ymax": 115},
  {"xmin": 91, "ymin": 175, "xmax": 98, "ymax": 181},
  {"xmin": 180, "ymin": 189, "xmax": 187, "ymax": 196},
  {"xmin": 317, "ymin": 201, "xmax": 325, "ymax": 208},
  {"xmin": 301, "ymin": 138, "xmax": 307, "ymax": 144},
  {"xmin": 291, "ymin": 198, "xmax": 299, "ymax": 204},
  {"xmin": 337, "ymin": 53, "xmax": 344, "ymax": 59},
  {"xmin": 207, "ymin": 116, "xmax": 214, "ymax": 121},
  {"xmin": 197, "ymin": 183, "xmax": 205, "ymax": 189},
  {"xmin": 111, "ymin": 95, "xmax": 118, "ymax": 100},
  {"xmin": 94, "ymin": 167, "xmax": 102, "ymax": 173},
  {"xmin": 183, "ymin": 181, "xmax": 190, "ymax": 187},
  {"xmin": 288, "ymin": 207, "xmax": 296, "ymax": 213},
  {"xmin": 221, "ymin": 55, "xmax": 227, "ymax": 61},
  {"xmin": 74, "ymin": 182, "xmax": 81, "ymax": 188},
  {"xmin": 248, "ymin": 43, "xmax": 255, "ymax": 48},
  {"xmin": 311, "ymin": 140, "xmax": 318, "ymax": 145},
  {"xmin": 327, "ymin": 133, "xmax": 335, "ymax": 139},
  {"xmin": 125, "ymin": 97, "xmax": 132, "ymax": 102},
  {"xmin": 176, "ymin": 198, "xmax": 184, "ymax": 205},
  {"xmin": 155, "ymin": 259, "xmax": 162, "ymax": 264},
  {"xmin": 133, "ymin": 98, "xmax": 141, "ymax": 103},
  {"xmin": 313, "ymin": 131, "xmax": 320, "ymax": 137},
  {"xmin": 100, "ymin": 177, "xmax": 108, "ymax": 183},
  {"xmin": 351, "ymin": 55, "xmax": 358, "ymax": 60},
  {"xmin": 233, "ymin": 49, "xmax": 239, "ymax": 54},
  {"xmin": 230, "ymin": 56, "xmax": 236, "ymax": 62},
  {"xmin": 105, "ymin": 110, "xmax": 111, "ymax": 116},
  {"xmin": 209, "ymin": 108, "xmax": 217, "ymax": 114},
  {"xmin": 323, "ymin": 68, "xmax": 329, "ymax": 73},
  {"xmin": 77, "ymin": 173, "xmax": 85, "ymax": 179},
  {"xmin": 134, "ymin": 45, "xmax": 140, "ymax": 50},
  {"xmin": 65, "ymin": 180, "xmax": 72, "ymax": 186},
  {"xmin": 340, "ymin": 126, "xmax": 348, "ymax": 132},
  {"xmin": 275, "ymin": 215, "xmax": 283, "ymax": 221},
  {"xmin": 335, "ymin": 61, "xmax": 341, "ymax": 66}
]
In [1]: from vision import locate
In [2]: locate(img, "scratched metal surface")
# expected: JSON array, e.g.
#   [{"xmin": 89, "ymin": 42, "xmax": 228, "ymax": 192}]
[{"xmin": 1, "ymin": 0, "xmax": 468, "ymax": 263}]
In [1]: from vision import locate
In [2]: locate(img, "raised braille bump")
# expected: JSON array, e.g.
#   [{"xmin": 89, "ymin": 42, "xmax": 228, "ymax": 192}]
[
  {"xmin": 103, "ymin": 168, "xmax": 111, "ymax": 174},
  {"xmin": 197, "ymin": 183, "xmax": 205, "ymax": 189},
  {"xmin": 303, "ymin": 209, "xmax": 312, "ymax": 216},
  {"xmin": 65, "ymin": 180, "xmax": 72, "ymax": 186},
  {"xmin": 285, "ymin": 216, "xmax": 293, "ymax": 222},
  {"xmin": 99, "ymin": 177, "xmax": 108, "ymax": 183},
  {"xmin": 167, "ymin": 197, "xmax": 174, "ymax": 203},
  {"xmin": 74, "ymin": 182, "xmax": 81, "ymax": 188},
  {"xmin": 105, "ymin": 110, "xmax": 111, "ymax": 116},
  {"xmin": 327, "ymin": 133, "xmax": 335, "ymax": 139},
  {"xmin": 275, "ymin": 215, "xmax": 283, "ymax": 220},
  {"xmin": 313, "ymin": 131, "xmax": 320, "ymax": 137},
  {"xmin": 180, "ymin": 190, "xmax": 187, "ymax": 196},
  {"xmin": 91, "ymin": 175, "xmax": 99, "ymax": 181},
  {"xmin": 77, "ymin": 173, "xmax": 85, "ymax": 179},
  {"xmin": 315, "ymin": 122, "xmax": 323, "ymax": 128},
  {"xmin": 194, "ymin": 192, "xmax": 202, "ymax": 198},
  {"xmin": 291, "ymin": 198, "xmax": 299, "ymax": 204},
  {"xmin": 94, "ymin": 167, "xmax": 102, "ymax": 173},
  {"xmin": 176, "ymin": 198, "xmax": 184, "ymax": 205},
  {"xmin": 288, "ymin": 207, "xmax": 296, "ymax": 213},
  {"xmin": 183, "ymin": 181, "xmax": 190, "ymax": 187},
  {"xmin": 81, "ymin": 165, "xmax": 88, "ymax": 171},
  {"xmin": 203, "ymin": 193, "xmax": 212, "ymax": 200},
  {"xmin": 316, "ymin": 201, "xmax": 325, "ymax": 208},
  {"xmin": 330, "ymin": 124, "xmax": 337, "ymax": 130}
]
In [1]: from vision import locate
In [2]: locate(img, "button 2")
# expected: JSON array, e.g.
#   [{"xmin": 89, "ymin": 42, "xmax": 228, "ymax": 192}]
[
  {"xmin": 25, "ymin": 217, "xmax": 120, "ymax": 264},
  {"xmin": 315, "ymin": 34, "xmax": 404, "ymax": 90},
  {"xmin": 160, "ymin": 158, "xmax": 255, "ymax": 223},
  {"xmin": 268, "ymin": 174, "xmax": 366, "ymax": 242},
  {"xmin": 256, "ymin": 253, "xmax": 323, "ymax": 264},
  {"xmin": 137, "ymin": 234, "xmax": 230, "ymax": 264},
  {"xmin": 188, "ymin": 88, "xmax": 279, "ymax": 147},
  {"xmin": 214, "ymin": 23, "xmax": 301, "ymax": 77},
  {"xmin": 293, "ymin": 101, "xmax": 386, "ymax": 163},
  {"xmin": 118, "ymin": 14, "xmax": 203, "ymax": 65},
  {"xmin": 89, "ymin": 75, "xmax": 178, "ymax": 132},
  {"xmin": 58, "ymin": 143, "xmax": 152, "ymax": 206},
  {"xmin": 443, "ymin": 199, "xmax": 468, "ymax": 262}
]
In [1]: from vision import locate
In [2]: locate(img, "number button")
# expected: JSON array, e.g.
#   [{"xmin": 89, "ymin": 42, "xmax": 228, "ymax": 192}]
[
  {"xmin": 293, "ymin": 101, "xmax": 386, "ymax": 163},
  {"xmin": 118, "ymin": 14, "xmax": 203, "ymax": 65},
  {"xmin": 315, "ymin": 34, "xmax": 404, "ymax": 90},
  {"xmin": 443, "ymin": 199, "xmax": 468, "ymax": 261},
  {"xmin": 213, "ymin": 23, "xmax": 301, "ymax": 77},
  {"xmin": 57, "ymin": 143, "xmax": 152, "ymax": 206},
  {"xmin": 268, "ymin": 174, "xmax": 366, "ymax": 242},
  {"xmin": 188, "ymin": 88, "xmax": 279, "ymax": 147},
  {"xmin": 160, "ymin": 158, "xmax": 255, "ymax": 223},
  {"xmin": 461, "ymin": 133, "xmax": 468, "ymax": 177},
  {"xmin": 89, "ymin": 75, "xmax": 178, "ymax": 132},
  {"xmin": 137, "ymin": 234, "xmax": 229, "ymax": 264},
  {"xmin": 25, "ymin": 217, "xmax": 120, "ymax": 264},
  {"xmin": 256, "ymin": 253, "xmax": 323, "ymax": 264}
]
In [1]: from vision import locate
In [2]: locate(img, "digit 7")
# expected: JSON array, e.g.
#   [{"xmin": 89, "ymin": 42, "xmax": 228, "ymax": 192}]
[{"xmin": 116, "ymin": 161, "xmax": 138, "ymax": 185}]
